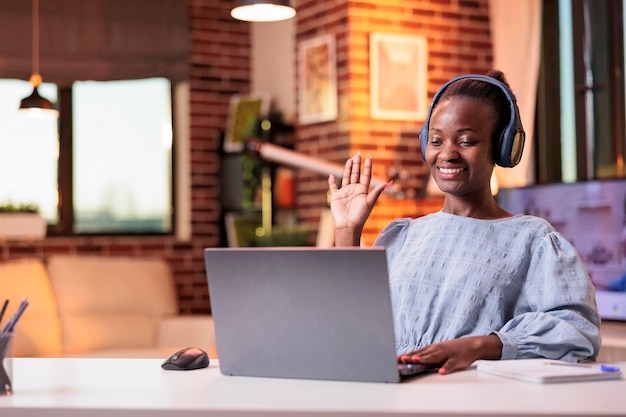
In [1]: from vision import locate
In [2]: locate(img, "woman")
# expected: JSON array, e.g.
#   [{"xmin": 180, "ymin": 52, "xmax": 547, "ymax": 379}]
[{"xmin": 328, "ymin": 70, "xmax": 601, "ymax": 374}]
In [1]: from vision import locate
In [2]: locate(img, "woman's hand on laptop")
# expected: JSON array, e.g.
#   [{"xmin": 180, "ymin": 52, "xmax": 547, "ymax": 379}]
[{"xmin": 398, "ymin": 335, "xmax": 503, "ymax": 374}]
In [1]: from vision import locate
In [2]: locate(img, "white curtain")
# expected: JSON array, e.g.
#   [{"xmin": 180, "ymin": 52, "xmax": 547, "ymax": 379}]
[{"xmin": 489, "ymin": 0, "xmax": 542, "ymax": 188}]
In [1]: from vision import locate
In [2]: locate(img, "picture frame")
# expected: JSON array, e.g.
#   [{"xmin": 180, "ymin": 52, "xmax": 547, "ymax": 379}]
[
  {"xmin": 298, "ymin": 34, "xmax": 338, "ymax": 125},
  {"xmin": 369, "ymin": 33, "xmax": 428, "ymax": 121},
  {"xmin": 223, "ymin": 92, "xmax": 271, "ymax": 153},
  {"xmin": 224, "ymin": 212, "xmax": 262, "ymax": 247}
]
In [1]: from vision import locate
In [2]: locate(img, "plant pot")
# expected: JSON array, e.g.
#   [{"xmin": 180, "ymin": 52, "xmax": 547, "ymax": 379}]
[{"xmin": 0, "ymin": 213, "xmax": 47, "ymax": 241}]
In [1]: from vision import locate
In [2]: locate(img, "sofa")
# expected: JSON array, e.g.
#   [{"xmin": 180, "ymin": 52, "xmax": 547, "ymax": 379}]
[{"xmin": 0, "ymin": 255, "xmax": 217, "ymax": 359}]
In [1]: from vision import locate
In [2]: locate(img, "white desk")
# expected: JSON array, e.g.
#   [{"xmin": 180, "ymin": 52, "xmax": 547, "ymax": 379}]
[{"xmin": 0, "ymin": 358, "xmax": 624, "ymax": 417}]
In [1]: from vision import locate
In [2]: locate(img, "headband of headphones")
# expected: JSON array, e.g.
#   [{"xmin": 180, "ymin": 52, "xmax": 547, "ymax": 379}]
[{"xmin": 419, "ymin": 74, "xmax": 525, "ymax": 168}]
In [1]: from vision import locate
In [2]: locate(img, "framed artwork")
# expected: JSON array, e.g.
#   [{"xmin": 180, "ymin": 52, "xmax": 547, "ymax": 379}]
[
  {"xmin": 224, "ymin": 212, "xmax": 262, "ymax": 247},
  {"xmin": 298, "ymin": 34, "xmax": 338, "ymax": 125},
  {"xmin": 369, "ymin": 33, "xmax": 428, "ymax": 120},
  {"xmin": 223, "ymin": 92, "xmax": 271, "ymax": 153}
]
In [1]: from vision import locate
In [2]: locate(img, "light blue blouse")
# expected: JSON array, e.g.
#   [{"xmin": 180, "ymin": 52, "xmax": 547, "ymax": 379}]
[{"xmin": 373, "ymin": 211, "xmax": 601, "ymax": 362}]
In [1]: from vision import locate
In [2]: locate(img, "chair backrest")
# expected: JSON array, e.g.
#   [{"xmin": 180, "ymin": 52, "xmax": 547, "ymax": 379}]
[
  {"xmin": 0, "ymin": 259, "xmax": 63, "ymax": 357},
  {"xmin": 46, "ymin": 255, "xmax": 178, "ymax": 354}
]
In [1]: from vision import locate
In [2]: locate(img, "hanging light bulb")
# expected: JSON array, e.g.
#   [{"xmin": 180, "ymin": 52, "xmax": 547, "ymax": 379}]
[
  {"xmin": 19, "ymin": 74, "xmax": 55, "ymax": 112},
  {"xmin": 19, "ymin": 0, "xmax": 58, "ymax": 115},
  {"xmin": 231, "ymin": 0, "xmax": 296, "ymax": 22}
]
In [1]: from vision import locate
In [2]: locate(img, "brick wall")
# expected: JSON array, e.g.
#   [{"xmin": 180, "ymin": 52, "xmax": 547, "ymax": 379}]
[
  {"xmin": 294, "ymin": 0, "xmax": 491, "ymax": 245},
  {"xmin": 0, "ymin": 0, "xmax": 492, "ymax": 312}
]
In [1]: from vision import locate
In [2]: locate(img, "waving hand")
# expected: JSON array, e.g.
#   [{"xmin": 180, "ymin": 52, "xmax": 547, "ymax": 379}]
[{"xmin": 328, "ymin": 153, "xmax": 390, "ymax": 246}]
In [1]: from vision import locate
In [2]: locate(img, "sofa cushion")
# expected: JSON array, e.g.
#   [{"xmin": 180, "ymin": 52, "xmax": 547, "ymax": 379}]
[
  {"xmin": 58, "ymin": 313, "xmax": 164, "ymax": 353},
  {"xmin": 0, "ymin": 259, "xmax": 63, "ymax": 357},
  {"xmin": 56, "ymin": 346, "xmax": 179, "ymax": 359},
  {"xmin": 46, "ymin": 255, "xmax": 178, "ymax": 354},
  {"xmin": 158, "ymin": 315, "xmax": 218, "ymax": 359}
]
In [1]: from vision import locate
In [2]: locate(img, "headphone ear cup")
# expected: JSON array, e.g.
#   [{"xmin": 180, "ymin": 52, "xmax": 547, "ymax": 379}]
[
  {"xmin": 496, "ymin": 129, "xmax": 525, "ymax": 167},
  {"xmin": 495, "ymin": 131, "xmax": 507, "ymax": 167},
  {"xmin": 420, "ymin": 123, "xmax": 429, "ymax": 161},
  {"xmin": 494, "ymin": 102, "xmax": 525, "ymax": 167}
]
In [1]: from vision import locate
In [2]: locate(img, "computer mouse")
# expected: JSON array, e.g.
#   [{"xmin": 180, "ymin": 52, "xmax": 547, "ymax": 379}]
[{"xmin": 161, "ymin": 347, "xmax": 209, "ymax": 371}]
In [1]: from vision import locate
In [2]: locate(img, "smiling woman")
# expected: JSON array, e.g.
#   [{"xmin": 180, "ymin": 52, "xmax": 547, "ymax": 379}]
[{"xmin": 327, "ymin": 70, "xmax": 601, "ymax": 375}]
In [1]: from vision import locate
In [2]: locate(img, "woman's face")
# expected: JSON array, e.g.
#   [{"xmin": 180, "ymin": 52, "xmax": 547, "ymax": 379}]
[{"xmin": 425, "ymin": 97, "xmax": 497, "ymax": 198}]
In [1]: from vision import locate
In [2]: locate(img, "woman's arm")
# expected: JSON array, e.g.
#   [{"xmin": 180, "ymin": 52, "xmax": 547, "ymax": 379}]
[{"xmin": 496, "ymin": 232, "xmax": 601, "ymax": 362}]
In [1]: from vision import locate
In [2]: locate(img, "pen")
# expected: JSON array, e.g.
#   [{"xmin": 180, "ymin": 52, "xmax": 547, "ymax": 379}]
[
  {"xmin": 2, "ymin": 298, "xmax": 29, "ymax": 333},
  {"xmin": 543, "ymin": 361, "xmax": 591, "ymax": 368},
  {"xmin": 543, "ymin": 361, "xmax": 621, "ymax": 373},
  {"xmin": 600, "ymin": 364, "xmax": 621, "ymax": 373},
  {"xmin": 0, "ymin": 299, "xmax": 7, "ymax": 327}
]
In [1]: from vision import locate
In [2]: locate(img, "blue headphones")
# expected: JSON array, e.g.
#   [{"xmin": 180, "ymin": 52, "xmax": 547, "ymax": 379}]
[{"xmin": 419, "ymin": 74, "xmax": 525, "ymax": 168}]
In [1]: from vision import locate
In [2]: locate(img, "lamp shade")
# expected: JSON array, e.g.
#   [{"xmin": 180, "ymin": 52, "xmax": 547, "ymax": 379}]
[
  {"xmin": 231, "ymin": 0, "xmax": 295, "ymax": 22},
  {"xmin": 19, "ymin": 0, "xmax": 58, "ymax": 115},
  {"xmin": 19, "ymin": 86, "xmax": 57, "ymax": 114}
]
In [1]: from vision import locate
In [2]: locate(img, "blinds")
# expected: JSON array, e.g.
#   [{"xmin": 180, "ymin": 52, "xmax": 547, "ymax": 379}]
[{"xmin": 0, "ymin": 0, "xmax": 189, "ymax": 86}]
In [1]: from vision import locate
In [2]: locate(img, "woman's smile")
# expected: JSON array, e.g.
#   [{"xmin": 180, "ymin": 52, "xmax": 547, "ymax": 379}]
[{"xmin": 437, "ymin": 166, "xmax": 467, "ymax": 176}]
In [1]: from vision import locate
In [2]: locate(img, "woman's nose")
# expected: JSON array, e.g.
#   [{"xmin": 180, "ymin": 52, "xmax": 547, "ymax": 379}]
[{"xmin": 438, "ymin": 142, "xmax": 459, "ymax": 161}]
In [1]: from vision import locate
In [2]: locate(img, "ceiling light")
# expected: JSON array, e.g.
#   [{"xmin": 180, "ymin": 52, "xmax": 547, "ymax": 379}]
[
  {"xmin": 19, "ymin": 0, "xmax": 57, "ymax": 115},
  {"xmin": 231, "ymin": 0, "xmax": 296, "ymax": 22}
]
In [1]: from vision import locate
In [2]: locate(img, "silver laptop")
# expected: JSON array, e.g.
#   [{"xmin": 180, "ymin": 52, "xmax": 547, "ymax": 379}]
[{"xmin": 203, "ymin": 247, "xmax": 434, "ymax": 383}]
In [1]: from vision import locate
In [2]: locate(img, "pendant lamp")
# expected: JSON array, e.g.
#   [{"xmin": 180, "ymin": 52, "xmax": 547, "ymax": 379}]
[
  {"xmin": 19, "ymin": 0, "xmax": 57, "ymax": 114},
  {"xmin": 231, "ymin": 0, "xmax": 296, "ymax": 22}
]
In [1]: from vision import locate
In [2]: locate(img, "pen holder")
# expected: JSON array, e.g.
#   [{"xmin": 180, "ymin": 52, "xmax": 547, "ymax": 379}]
[{"xmin": 0, "ymin": 332, "xmax": 13, "ymax": 395}]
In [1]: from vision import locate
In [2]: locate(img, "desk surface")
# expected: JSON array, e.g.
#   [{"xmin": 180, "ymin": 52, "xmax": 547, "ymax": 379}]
[{"xmin": 0, "ymin": 358, "xmax": 624, "ymax": 417}]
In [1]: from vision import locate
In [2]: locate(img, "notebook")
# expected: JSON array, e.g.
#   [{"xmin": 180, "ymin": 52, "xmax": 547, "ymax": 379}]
[
  {"xmin": 203, "ymin": 247, "xmax": 435, "ymax": 383},
  {"xmin": 477, "ymin": 359, "xmax": 623, "ymax": 384}
]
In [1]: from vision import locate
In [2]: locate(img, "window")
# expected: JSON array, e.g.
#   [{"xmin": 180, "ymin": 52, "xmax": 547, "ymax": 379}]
[
  {"xmin": 0, "ymin": 77, "xmax": 174, "ymax": 235},
  {"xmin": 538, "ymin": 0, "xmax": 626, "ymax": 183},
  {"xmin": 0, "ymin": 80, "xmax": 59, "ymax": 221},
  {"xmin": 72, "ymin": 78, "xmax": 173, "ymax": 234}
]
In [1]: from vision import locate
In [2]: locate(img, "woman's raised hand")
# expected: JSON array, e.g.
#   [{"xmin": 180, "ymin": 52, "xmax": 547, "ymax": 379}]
[{"xmin": 328, "ymin": 153, "xmax": 389, "ymax": 246}]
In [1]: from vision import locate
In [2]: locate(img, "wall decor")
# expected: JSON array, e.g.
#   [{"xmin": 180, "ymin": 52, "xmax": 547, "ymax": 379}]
[
  {"xmin": 298, "ymin": 34, "xmax": 338, "ymax": 125},
  {"xmin": 370, "ymin": 33, "xmax": 428, "ymax": 121},
  {"xmin": 224, "ymin": 92, "xmax": 271, "ymax": 152}
]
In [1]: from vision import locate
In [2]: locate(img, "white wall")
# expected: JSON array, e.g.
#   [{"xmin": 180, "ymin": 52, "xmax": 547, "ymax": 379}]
[{"xmin": 251, "ymin": 20, "xmax": 296, "ymax": 123}]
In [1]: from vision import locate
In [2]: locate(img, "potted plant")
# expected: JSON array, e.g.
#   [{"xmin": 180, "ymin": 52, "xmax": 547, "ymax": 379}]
[{"xmin": 0, "ymin": 203, "xmax": 47, "ymax": 240}]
